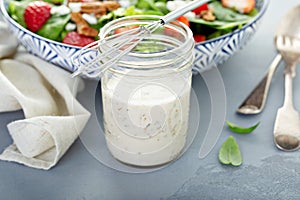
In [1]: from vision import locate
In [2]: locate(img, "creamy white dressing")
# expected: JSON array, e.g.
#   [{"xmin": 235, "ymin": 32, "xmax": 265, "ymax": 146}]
[
  {"xmin": 68, "ymin": 2, "xmax": 82, "ymax": 12},
  {"xmin": 65, "ymin": 23, "xmax": 76, "ymax": 31},
  {"xmin": 102, "ymin": 73, "xmax": 191, "ymax": 166},
  {"xmin": 82, "ymin": 13, "xmax": 97, "ymax": 25},
  {"xmin": 50, "ymin": 5, "xmax": 70, "ymax": 16}
]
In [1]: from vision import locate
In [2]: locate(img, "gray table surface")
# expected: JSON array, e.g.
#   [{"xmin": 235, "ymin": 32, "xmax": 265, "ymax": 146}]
[{"xmin": 1, "ymin": 0, "xmax": 300, "ymax": 199}]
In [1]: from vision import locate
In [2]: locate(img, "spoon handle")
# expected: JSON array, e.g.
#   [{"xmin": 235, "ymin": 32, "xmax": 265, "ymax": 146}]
[
  {"xmin": 237, "ymin": 54, "xmax": 282, "ymax": 114},
  {"xmin": 273, "ymin": 61, "xmax": 300, "ymax": 151}
]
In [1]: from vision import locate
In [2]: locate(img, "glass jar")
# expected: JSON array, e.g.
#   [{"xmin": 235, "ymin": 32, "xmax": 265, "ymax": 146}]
[{"xmin": 99, "ymin": 15, "xmax": 195, "ymax": 167}]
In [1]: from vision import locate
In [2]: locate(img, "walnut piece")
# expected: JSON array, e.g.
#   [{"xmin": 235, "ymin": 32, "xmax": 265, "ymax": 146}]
[{"xmin": 200, "ymin": 9, "xmax": 216, "ymax": 21}]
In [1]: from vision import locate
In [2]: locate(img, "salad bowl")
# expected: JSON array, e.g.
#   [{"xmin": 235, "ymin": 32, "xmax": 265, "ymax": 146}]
[{"xmin": 0, "ymin": 0, "xmax": 269, "ymax": 74}]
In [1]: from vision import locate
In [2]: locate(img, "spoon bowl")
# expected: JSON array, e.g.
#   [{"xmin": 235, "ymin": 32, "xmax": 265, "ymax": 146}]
[
  {"xmin": 275, "ymin": 135, "xmax": 300, "ymax": 151},
  {"xmin": 273, "ymin": 5, "xmax": 300, "ymax": 151}
]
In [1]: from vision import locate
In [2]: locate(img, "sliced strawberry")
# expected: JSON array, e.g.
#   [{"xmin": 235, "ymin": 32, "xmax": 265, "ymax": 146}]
[
  {"xmin": 176, "ymin": 16, "xmax": 190, "ymax": 27},
  {"xmin": 62, "ymin": 31, "xmax": 95, "ymax": 47},
  {"xmin": 193, "ymin": 35, "xmax": 206, "ymax": 43},
  {"xmin": 192, "ymin": 3, "xmax": 209, "ymax": 15},
  {"xmin": 24, "ymin": 1, "xmax": 52, "ymax": 32}
]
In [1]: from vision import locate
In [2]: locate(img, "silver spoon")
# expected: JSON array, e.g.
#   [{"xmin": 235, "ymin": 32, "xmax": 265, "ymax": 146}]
[
  {"xmin": 273, "ymin": 6, "xmax": 300, "ymax": 151},
  {"xmin": 237, "ymin": 54, "xmax": 282, "ymax": 114}
]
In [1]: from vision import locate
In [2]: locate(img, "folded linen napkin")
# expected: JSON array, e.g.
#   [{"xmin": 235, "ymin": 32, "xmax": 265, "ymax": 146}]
[{"xmin": 0, "ymin": 22, "xmax": 91, "ymax": 170}]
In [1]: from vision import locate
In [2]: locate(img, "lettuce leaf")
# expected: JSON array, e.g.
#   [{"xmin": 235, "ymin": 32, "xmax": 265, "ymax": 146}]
[{"xmin": 37, "ymin": 13, "xmax": 70, "ymax": 41}]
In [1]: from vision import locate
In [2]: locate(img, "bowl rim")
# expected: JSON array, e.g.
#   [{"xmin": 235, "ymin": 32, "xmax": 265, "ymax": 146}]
[{"xmin": 0, "ymin": 0, "xmax": 269, "ymax": 49}]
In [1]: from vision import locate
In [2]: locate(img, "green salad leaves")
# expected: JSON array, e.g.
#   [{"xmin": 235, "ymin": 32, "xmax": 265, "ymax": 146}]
[
  {"xmin": 189, "ymin": 1, "xmax": 257, "ymax": 39},
  {"xmin": 7, "ymin": 0, "xmax": 258, "ymax": 43},
  {"xmin": 37, "ymin": 14, "xmax": 70, "ymax": 41}
]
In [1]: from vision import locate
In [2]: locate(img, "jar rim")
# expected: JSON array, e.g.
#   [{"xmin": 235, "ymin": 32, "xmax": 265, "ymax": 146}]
[{"xmin": 98, "ymin": 15, "xmax": 195, "ymax": 71}]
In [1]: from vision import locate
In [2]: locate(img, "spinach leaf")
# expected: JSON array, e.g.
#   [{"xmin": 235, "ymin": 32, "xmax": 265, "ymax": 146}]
[
  {"xmin": 189, "ymin": 1, "xmax": 256, "ymax": 33},
  {"xmin": 140, "ymin": 10, "xmax": 164, "ymax": 15},
  {"xmin": 37, "ymin": 13, "xmax": 70, "ymax": 41},
  {"xmin": 219, "ymin": 136, "xmax": 242, "ymax": 166},
  {"xmin": 226, "ymin": 120, "xmax": 260, "ymax": 134},
  {"xmin": 93, "ymin": 12, "xmax": 114, "ymax": 31},
  {"xmin": 136, "ymin": 0, "xmax": 163, "ymax": 14},
  {"xmin": 189, "ymin": 17, "xmax": 249, "ymax": 30},
  {"xmin": 136, "ymin": 0, "xmax": 157, "ymax": 11},
  {"xmin": 124, "ymin": 6, "xmax": 163, "ymax": 17},
  {"xmin": 207, "ymin": 29, "xmax": 233, "ymax": 39},
  {"xmin": 154, "ymin": 2, "xmax": 169, "ymax": 15},
  {"xmin": 209, "ymin": 1, "xmax": 252, "ymax": 22},
  {"xmin": 59, "ymin": 29, "xmax": 68, "ymax": 42}
]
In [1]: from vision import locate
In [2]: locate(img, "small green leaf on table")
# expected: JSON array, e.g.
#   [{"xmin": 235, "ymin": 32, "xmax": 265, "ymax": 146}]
[
  {"xmin": 219, "ymin": 136, "xmax": 242, "ymax": 166},
  {"xmin": 226, "ymin": 120, "xmax": 260, "ymax": 134}
]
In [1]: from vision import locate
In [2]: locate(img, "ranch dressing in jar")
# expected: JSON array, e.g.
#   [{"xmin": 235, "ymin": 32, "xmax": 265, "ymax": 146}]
[{"xmin": 99, "ymin": 15, "xmax": 194, "ymax": 166}]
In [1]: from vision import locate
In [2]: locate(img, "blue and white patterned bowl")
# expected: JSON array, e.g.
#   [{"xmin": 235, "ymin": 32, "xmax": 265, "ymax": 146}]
[{"xmin": 0, "ymin": 0, "xmax": 269, "ymax": 74}]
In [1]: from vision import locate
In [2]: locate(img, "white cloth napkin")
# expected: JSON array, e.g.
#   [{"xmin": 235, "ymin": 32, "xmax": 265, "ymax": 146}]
[{"xmin": 0, "ymin": 22, "xmax": 91, "ymax": 170}]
